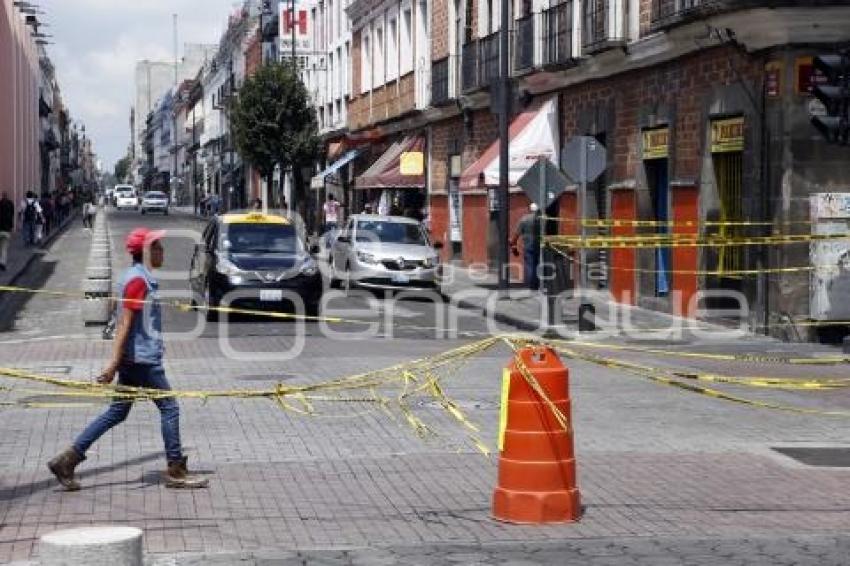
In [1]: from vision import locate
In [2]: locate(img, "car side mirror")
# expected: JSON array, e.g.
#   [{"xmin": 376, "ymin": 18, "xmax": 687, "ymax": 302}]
[{"xmin": 433, "ymin": 241, "xmax": 445, "ymax": 250}]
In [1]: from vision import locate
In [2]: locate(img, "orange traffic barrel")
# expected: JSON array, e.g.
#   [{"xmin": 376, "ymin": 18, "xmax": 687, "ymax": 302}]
[{"xmin": 492, "ymin": 345, "xmax": 581, "ymax": 524}]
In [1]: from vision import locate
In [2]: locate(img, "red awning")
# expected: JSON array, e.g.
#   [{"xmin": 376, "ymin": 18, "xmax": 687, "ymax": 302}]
[
  {"xmin": 355, "ymin": 135, "xmax": 426, "ymax": 190},
  {"xmin": 459, "ymin": 98, "xmax": 557, "ymax": 191}
]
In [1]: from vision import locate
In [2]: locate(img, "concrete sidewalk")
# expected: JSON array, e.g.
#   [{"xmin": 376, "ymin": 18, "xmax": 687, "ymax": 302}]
[
  {"xmin": 440, "ymin": 262, "xmax": 722, "ymax": 335},
  {"xmin": 0, "ymin": 211, "xmax": 79, "ymax": 290}
]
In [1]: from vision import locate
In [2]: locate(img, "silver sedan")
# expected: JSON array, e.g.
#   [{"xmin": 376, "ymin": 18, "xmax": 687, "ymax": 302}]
[{"xmin": 330, "ymin": 215, "xmax": 443, "ymax": 292}]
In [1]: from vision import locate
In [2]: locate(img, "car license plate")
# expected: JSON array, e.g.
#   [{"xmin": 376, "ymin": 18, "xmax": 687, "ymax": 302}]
[
  {"xmin": 391, "ymin": 274, "xmax": 410, "ymax": 284},
  {"xmin": 260, "ymin": 289, "xmax": 283, "ymax": 302}
]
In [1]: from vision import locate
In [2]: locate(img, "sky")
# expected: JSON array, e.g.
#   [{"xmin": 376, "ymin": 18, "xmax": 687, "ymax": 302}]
[{"xmin": 41, "ymin": 0, "xmax": 245, "ymax": 171}]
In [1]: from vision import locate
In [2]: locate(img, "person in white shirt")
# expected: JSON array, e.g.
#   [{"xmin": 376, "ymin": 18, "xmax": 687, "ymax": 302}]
[{"xmin": 323, "ymin": 194, "xmax": 341, "ymax": 233}]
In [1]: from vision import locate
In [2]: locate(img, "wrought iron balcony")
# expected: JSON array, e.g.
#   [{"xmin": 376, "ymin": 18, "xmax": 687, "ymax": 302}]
[
  {"xmin": 542, "ymin": 1, "xmax": 576, "ymax": 68},
  {"xmin": 648, "ymin": 0, "xmax": 841, "ymax": 29},
  {"xmin": 582, "ymin": 0, "xmax": 626, "ymax": 53},
  {"xmin": 431, "ymin": 56, "xmax": 452, "ymax": 106},
  {"xmin": 461, "ymin": 41, "xmax": 479, "ymax": 93},
  {"xmin": 651, "ymin": 0, "xmax": 710, "ymax": 28},
  {"xmin": 478, "ymin": 31, "xmax": 501, "ymax": 88},
  {"xmin": 513, "ymin": 13, "xmax": 535, "ymax": 73}
]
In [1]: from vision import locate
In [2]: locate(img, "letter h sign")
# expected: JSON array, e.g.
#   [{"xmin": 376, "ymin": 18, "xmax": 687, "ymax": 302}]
[{"xmin": 283, "ymin": 9, "xmax": 308, "ymax": 36}]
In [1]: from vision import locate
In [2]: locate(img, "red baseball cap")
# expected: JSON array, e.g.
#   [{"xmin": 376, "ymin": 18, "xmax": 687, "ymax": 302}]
[{"xmin": 126, "ymin": 228, "xmax": 166, "ymax": 255}]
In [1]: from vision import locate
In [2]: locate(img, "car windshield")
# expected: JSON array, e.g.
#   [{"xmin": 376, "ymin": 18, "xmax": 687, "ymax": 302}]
[
  {"xmin": 223, "ymin": 223, "xmax": 303, "ymax": 254},
  {"xmin": 145, "ymin": 192, "xmax": 166, "ymax": 199},
  {"xmin": 355, "ymin": 221, "xmax": 428, "ymax": 245}
]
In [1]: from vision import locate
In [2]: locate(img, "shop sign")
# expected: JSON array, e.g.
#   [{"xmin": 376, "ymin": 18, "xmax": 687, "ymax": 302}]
[
  {"xmin": 796, "ymin": 56, "xmax": 828, "ymax": 96},
  {"xmin": 400, "ymin": 151, "xmax": 425, "ymax": 176},
  {"xmin": 711, "ymin": 117, "xmax": 744, "ymax": 154},
  {"xmin": 642, "ymin": 127, "xmax": 669, "ymax": 160},
  {"xmin": 765, "ymin": 61, "xmax": 783, "ymax": 98}
]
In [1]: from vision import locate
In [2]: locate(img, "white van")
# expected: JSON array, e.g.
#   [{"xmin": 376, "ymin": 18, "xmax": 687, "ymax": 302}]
[{"xmin": 114, "ymin": 185, "xmax": 138, "ymax": 210}]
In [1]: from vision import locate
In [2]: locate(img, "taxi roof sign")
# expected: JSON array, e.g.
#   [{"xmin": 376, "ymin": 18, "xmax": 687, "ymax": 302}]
[{"xmin": 221, "ymin": 212, "xmax": 290, "ymax": 225}]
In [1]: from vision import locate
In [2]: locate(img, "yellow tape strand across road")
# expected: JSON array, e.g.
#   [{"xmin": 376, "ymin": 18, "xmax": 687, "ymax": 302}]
[
  {"xmin": 546, "ymin": 232, "xmax": 850, "ymax": 249},
  {"xmin": 549, "ymin": 343, "xmax": 850, "ymax": 417},
  {"xmin": 543, "ymin": 217, "xmax": 827, "ymax": 229}
]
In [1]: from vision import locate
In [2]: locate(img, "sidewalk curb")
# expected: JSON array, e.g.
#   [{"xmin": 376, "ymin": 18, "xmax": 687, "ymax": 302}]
[
  {"xmin": 2, "ymin": 211, "xmax": 79, "ymax": 291},
  {"xmin": 450, "ymin": 294, "xmax": 543, "ymax": 333}
]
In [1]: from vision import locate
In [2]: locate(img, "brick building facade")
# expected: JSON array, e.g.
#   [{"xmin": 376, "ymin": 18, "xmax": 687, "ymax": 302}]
[{"xmin": 323, "ymin": 0, "xmax": 850, "ymax": 333}]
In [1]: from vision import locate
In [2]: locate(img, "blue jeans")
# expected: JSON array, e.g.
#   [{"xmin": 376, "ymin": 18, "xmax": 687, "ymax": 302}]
[
  {"xmin": 23, "ymin": 220, "xmax": 35, "ymax": 245},
  {"xmin": 524, "ymin": 246, "xmax": 540, "ymax": 290},
  {"xmin": 74, "ymin": 364, "xmax": 183, "ymax": 462}
]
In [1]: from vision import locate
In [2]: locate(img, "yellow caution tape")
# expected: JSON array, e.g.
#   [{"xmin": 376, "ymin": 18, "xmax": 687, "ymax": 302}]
[
  {"xmin": 546, "ymin": 232, "xmax": 850, "ymax": 249},
  {"xmin": 546, "ymin": 245, "xmax": 837, "ymax": 277},
  {"xmin": 498, "ymin": 368, "xmax": 510, "ymax": 452},
  {"xmin": 543, "ymin": 216, "xmax": 827, "ymax": 228},
  {"xmin": 546, "ymin": 338, "xmax": 850, "ymax": 365},
  {"xmin": 552, "ymin": 343, "xmax": 850, "ymax": 417}
]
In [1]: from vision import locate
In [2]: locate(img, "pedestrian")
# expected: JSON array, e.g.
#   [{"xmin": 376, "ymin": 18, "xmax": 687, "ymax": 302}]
[
  {"xmin": 82, "ymin": 200, "xmax": 95, "ymax": 229},
  {"xmin": 47, "ymin": 228, "xmax": 209, "ymax": 491},
  {"xmin": 19, "ymin": 191, "xmax": 42, "ymax": 246},
  {"xmin": 252, "ymin": 197, "xmax": 263, "ymax": 212},
  {"xmin": 0, "ymin": 192, "xmax": 14, "ymax": 271},
  {"xmin": 323, "ymin": 194, "xmax": 340, "ymax": 233},
  {"xmin": 510, "ymin": 202, "xmax": 541, "ymax": 290}
]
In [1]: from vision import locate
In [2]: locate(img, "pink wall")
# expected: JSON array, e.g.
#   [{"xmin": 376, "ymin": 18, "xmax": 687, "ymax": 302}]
[{"xmin": 0, "ymin": 0, "xmax": 40, "ymax": 226}]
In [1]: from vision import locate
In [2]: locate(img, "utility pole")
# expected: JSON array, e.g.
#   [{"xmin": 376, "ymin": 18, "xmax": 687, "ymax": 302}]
[
  {"xmin": 497, "ymin": 0, "xmax": 510, "ymax": 290},
  {"xmin": 291, "ymin": 0, "xmax": 296, "ymax": 65},
  {"xmin": 173, "ymin": 14, "xmax": 179, "ymax": 86}
]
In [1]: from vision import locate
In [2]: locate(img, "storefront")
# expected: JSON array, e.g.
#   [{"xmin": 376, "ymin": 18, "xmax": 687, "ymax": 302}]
[
  {"xmin": 354, "ymin": 135, "xmax": 427, "ymax": 219},
  {"xmin": 457, "ymin": 97, "xmax": 559, "ymax": 267}
]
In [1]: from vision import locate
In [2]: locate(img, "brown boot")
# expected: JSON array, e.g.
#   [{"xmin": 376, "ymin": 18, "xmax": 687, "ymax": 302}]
[
  {"xmin": 164, "ymin": 456, "xmax": 208, "ymax": 489},
  {"xmin": 47, "ymin": 447, "xmax": 85, "ymax": 491}
]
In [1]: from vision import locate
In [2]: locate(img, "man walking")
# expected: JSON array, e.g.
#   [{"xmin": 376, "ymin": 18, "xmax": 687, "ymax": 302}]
[
  {"xmin": 0, "ymin": 192, "xmax": 14, "ymax": 271},
  {"xmin": 82, "ymin": 199, "xmax": 95, "ymax": 229},
  {"xmin": 511, "ymin": 202, "xmax": 542, "ymax": 290},
  {"xmin": 20, "ymin": 191, "xmax": 42, "ymax": 246},
  {"xmin": 47, "ymin": 228, "xmax": 208, "ymax": 491}
]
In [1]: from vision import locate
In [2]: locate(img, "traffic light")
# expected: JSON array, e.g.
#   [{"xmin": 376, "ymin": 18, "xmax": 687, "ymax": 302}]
[{"xmin": 811, "ymin": 53, "xmax": 850, "ymax": 145}]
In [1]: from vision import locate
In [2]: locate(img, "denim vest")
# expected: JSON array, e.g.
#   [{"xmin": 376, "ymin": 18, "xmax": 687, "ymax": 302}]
[{"xmin": 117, "ymin": 263, "xmax": 163, "ymax": 365}]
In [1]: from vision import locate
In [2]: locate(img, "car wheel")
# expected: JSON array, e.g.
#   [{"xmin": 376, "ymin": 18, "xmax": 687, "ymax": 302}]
[
  {"xmin": 164, "ymin": 209, "xmax": 169, "ymax": 216},
  {"xmin": 305, "ymin": 301, "xmax": 321, "ymax": 318},
  {"xmin": 141, "ymin": 209, "xmax": 146, "ymax": 215},
  {"xmin": 205, "ymin": 285, "xmax": 220, "ymax": 322}
]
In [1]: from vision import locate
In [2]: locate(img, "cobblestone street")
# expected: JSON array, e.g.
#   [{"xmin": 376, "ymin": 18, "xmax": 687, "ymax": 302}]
[{"xmin": 1, "ymin": 212, "xmax": 850, "ymax": 564}]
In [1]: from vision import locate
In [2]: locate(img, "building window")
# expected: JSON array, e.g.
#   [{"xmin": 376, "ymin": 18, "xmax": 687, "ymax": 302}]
[
  {"xmin": 465, "ymin": 0, "xmax": 474, "ymax": 43},
  {"xmin": 387, "ymin": 16, "xmax": 399, "ymax": 81},
  {"xmin": 345, "ymin": 41, "xmax": 351, "ymax": 95},
  {"xmin": 329, "ymin": 53, "xmax": 335, "ymax": 99},
  {"xmin": 401, "ymin": 6, "xmax": 413, "ymax": 75},
  {"xmin": 375, "ymin": 24, "xmax": 385, "ymax": 86},
  {"xmin": 362, "ymin": 33, "xmax": 371, "ymax": 94}
]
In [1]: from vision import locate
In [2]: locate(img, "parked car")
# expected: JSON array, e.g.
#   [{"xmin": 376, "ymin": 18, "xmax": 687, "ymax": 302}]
[
  {"xmin": 114, "ymin": 185, "xmax": 138, "ymax": 210},
  {"xmin": 141, "ymin": 191, "xmax": 169, "ymax": 215},
  {"xmin": 190, "ymin": 212, "xmax": 322, "ymax": 321},
  {"xmin": 330, "ymin": 215, "xmax": 443, "ymax": 292}
]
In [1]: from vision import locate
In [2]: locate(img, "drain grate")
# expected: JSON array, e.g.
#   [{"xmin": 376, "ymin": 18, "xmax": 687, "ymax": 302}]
[{"xmin": 772, "ymin": 447, "xmax": 850, "ymax": 467}]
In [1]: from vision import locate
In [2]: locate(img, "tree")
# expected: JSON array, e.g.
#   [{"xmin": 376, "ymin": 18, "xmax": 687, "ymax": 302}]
[
  {"xmin": 230, "ymin": 62, "xmax": 319, "ymax": 215},
  {"xmin": 114, "ymin": 156, "xmax": 131, "ymax": 184}
]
